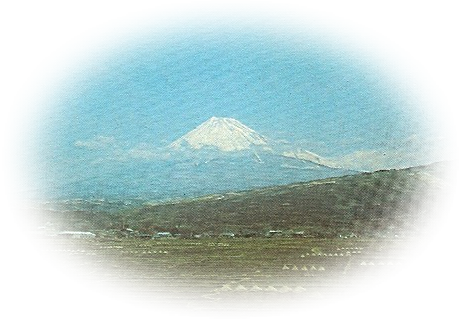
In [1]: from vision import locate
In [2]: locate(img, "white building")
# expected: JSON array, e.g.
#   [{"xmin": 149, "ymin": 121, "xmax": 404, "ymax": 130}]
[
  {"xmin": 153, "ymin": 232, "xmax": 173, "ymax": 239},
  {"xmin": 57, "ymin": 231, "xmax": 96, "ymax": 239}
]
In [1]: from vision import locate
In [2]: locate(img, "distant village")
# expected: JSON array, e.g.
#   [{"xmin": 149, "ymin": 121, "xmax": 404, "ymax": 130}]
[
  {"xmin": 37, "ymin": 223, "xmax": 362, "ymax": 240},
  {"xmin": 10, "ymin": 222, "xmax": 456, "ymax": 239}
]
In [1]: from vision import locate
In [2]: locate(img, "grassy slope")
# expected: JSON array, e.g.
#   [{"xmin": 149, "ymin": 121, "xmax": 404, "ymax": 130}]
[
  {"xmin": 44, "ymin": 162, "xmax": 445, "ymax": 237},
  {"xmin": 121, "ymin": 162, "xmax": 444, "ymax": 237}
]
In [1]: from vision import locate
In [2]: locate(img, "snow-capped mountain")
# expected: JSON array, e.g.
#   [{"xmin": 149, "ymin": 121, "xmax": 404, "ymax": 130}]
[
  {"xmin": 169, "ymin": 117, "xmax": 270, "ymax": 152},
  {"xmin": 281, "ymin": 149, "xmax": 341, "ymax": 169},
  {"xmin": 50, "ymin": 117, "xmax": 356, "ymax": 201},
  {"xmin": 168, "ymin": 116, "xmax": 342, "ymax": 169}
]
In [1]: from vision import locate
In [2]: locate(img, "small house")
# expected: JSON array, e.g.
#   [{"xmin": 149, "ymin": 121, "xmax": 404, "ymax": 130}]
[
  {"xmin": 152, "ymin": 232, "xmax": 173, "ymax": 239},
  {"xmin": 265, "ymin": 230, "xmax": 283, "ymax": 237},
  {"xmin": 57, "ymin": 231, "xmax": 96, "ymax": 239},
  {"xmin": 219, "ymin": 232, "xmax": 235, "ymax": 238},
  {"xmin": 292, "ymin": 231, "xmax": 305, "ymax": 238}
]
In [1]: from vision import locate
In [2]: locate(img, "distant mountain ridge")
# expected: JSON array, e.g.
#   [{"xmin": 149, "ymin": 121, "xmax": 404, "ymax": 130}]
[
  {"xmin": 39, "ymin": 162, "xmax": 445, "ymax": 238},
  {"xmin": 121, "ymin": 160, "xmax": 460, "ymax": 237},
  {"xmin": 43, "ymin": 151, "xmax": 355, "ymax": 201},
  {"xmin": 45, "ymin": 117, "xmax": 363, "ymax": 200}
]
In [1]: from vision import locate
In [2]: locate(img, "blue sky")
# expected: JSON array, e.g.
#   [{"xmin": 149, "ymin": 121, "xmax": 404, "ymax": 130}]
[{"xmin": 34, "ymin": 29, "xmax": 438, "ymax": 198}]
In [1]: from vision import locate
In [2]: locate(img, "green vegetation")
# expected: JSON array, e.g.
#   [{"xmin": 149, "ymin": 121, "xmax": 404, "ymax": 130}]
[
  {"xmin": 40, "ymin": 162, "xmax": 445, "ymax": 238},
  {"xmin": 0, "ymin": 238, "xmax": 460, "ymax": 321},
  {"xmin": 40, "ymin": 163, "xmax": 446, "ymax": 301}
]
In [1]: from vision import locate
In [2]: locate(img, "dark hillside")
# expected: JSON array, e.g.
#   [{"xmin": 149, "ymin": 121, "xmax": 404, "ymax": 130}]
[
  {"xmin": 122, "ymin": 162, "xmax": 445, "ymax": 237},
  {"xmin": 40, "ymin": 162, "xmax": 445, "ymax": 238}
]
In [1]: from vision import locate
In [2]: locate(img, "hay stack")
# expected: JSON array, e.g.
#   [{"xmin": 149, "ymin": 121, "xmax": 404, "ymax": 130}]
[
  {"xmin": 249, "ymin": 285, "xmax": 262, "ymax": 292},
  {"xmin": 265, "ymin": 285, "xmax": 278, "ymax": 292},
  {"xmin": 218, "ymin": 284, "xmax": 232, "ymax": 292},
  {"xmin": 235, "ymin": 284, "xmax": 248, "ymax": 291},
  {"xmin": 292, "ymin": 285, "xmax": 307, "ymax": 293},
  {"xmin": 278, "ymin": 285, "xmax": 292, "ymax": 293}
]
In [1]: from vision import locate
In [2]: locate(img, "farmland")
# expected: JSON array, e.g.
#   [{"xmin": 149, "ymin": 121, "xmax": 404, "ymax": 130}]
[{"xmin": 0, "ymin": 238, "xmax": 460, "ymax": 320}]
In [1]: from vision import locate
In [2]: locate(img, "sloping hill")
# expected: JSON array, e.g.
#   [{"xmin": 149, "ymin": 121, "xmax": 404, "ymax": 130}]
[
  {"xmin": 41, "ymin": 162, "xmax": 445, "ymax": 238},
  {"xmin": 121, "ymin": 162, "xmax": 445, "ymax": 237}
]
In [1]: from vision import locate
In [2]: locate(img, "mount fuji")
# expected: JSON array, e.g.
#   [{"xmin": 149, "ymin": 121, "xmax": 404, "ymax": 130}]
[
  {"xmin": 53, "ymin": 117, "xmax": 356, "ymax": 201},
  {"xmin": 167, "ymin": 116, "xmax": 340, "ymax": 169},
  {"xmin": 169, "ymin": 117, "xmax": 270, "ymax": 152}
]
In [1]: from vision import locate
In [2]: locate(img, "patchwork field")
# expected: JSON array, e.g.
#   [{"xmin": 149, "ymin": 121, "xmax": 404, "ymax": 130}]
[{"xmin": 0, "ymin": 238, "xmax": 460, "ymax": 320}]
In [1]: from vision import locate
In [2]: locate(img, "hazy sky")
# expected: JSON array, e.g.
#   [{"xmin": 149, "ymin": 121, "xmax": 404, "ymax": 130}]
[{"xmin": 0, "ymin": 0, "xmax": 460, "ymax": 191}]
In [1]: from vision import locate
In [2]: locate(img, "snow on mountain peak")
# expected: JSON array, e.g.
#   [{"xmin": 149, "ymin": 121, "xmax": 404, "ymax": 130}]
[{"xmin": 169, "ymin": 117, "xmax": 268, "ymax": 152}]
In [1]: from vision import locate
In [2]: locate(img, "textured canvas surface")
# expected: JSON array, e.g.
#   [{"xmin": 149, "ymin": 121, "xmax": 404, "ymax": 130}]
[{"xmin": 2, "ymin": 2, "xmax": 458, "ymax": 320}]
